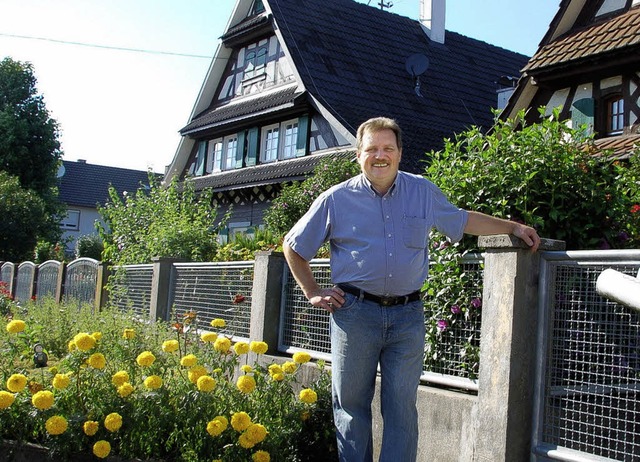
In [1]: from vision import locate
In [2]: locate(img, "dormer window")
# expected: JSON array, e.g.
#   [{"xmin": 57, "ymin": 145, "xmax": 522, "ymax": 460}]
[
  {"xmin": 250, "ymin": 0, "xmax": 265, "ymax": 15},
  {"xmin": 244, "ymin": 42, "xmax": 268, "ymax": 80},
  {"xmin": 606, "ymin": 95, "xmax": 624, "ymax": 135}
]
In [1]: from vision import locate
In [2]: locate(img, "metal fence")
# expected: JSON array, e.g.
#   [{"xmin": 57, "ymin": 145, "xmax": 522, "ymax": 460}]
[
  {"xmin": 36, "ymin": 260, "xmax": 61, "ymax": 300},
  {"xmin": 109, "ymin": 264, "xmax": 154, "ymax": 317},
  {"xmin": 279, "ymin": 255, "xmax": 484, "ymax": 389},
  {"xmin": 63, "ymin": 258, "xmax": 99, "ymax": 306},
  {"xmin": 533, "ymin": 250, "xmax": 640, "ymax": 462},
  {"xmin": 1, "ymin": 262, "xmax": 14, "ymax": 290},
  {"xmin": 15, "ymin": 262, "xmax": 36, "ymax": 302},
  {"xmin": 170, "ymin": 261, "xmax": 254, "ymax": 339}
]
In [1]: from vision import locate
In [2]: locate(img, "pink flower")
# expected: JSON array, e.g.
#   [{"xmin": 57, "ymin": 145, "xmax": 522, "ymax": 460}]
[
  {"xmin": 470, "ymin": 298, "xmax": 482, "ymax": 309},
  {"xmin": 450, "ymin": 304, "xmax": 461, "ymax": 314},
  {"xmin": 436, "ymin": 319, "xmax": 448, "ymax": 331}
]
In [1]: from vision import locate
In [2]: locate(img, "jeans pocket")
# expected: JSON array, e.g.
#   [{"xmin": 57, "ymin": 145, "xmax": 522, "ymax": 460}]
[{"xmin": 335, "ymin": 292, "xmax": 358, "ymax": 312}]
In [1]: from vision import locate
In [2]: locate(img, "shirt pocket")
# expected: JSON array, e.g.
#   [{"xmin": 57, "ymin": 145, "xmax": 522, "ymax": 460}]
[{"xmin": 402, "ymin": 216, "xmax": 429, "ymax": 249}]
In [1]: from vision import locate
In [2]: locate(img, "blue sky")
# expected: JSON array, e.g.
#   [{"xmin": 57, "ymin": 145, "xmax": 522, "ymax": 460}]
[{"xmin": 0, "ymin": 0, "xmax": 558, "ymax": 172}]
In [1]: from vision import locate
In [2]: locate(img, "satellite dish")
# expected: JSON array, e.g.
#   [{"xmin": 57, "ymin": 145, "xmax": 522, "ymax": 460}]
[
  {"xmin": 405, "ymin": 53, "xmax": 429, "ymax": 77},
  {"xmin": 405, "ymin": 54, "xmax": 430, "ymax": 98},
  {"xmin": 56, "ymin": 164, "xmax": 65, "ymax": 178}
]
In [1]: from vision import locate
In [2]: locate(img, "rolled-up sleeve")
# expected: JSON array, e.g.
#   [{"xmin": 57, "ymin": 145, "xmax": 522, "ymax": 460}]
[{"xmin": 284, "ymin": 192, "xmax": 332, "ymax": 261}]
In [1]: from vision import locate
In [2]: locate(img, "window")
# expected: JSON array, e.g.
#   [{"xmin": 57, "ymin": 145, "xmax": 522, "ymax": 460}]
[
  {"xmin": 607, "ymin": 96, "xmax": 624, "ymax": 135},
  {"xmin": 61, "ymin": 210, "xmax": 80, "ymax": 231},
  {"xmin": 224, "ymin": 135, "xmax": 238, "ymax": 170},
  {"xmin": 250, "ymin": 0, "xmax": 265, "ymax": 15},
  {"xmin": 207, "ymin": 139, "xmax": 223, "ymax": 173},
  {"xmin": 244, "ymin": 43, "xmax": 268, "ymax": 80},
  {"xmin": 260, "ymin": 119, "xmax": 299, "ymax": 162}
]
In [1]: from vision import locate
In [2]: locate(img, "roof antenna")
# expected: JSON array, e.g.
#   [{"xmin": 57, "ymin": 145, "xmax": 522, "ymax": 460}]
[
  {"xmin": 405, "ymin": 53, "xmax": 430, "ymax": 97},
  {"xmin": 377, "ymin": 1, "xmax": 393, "ymax": 11}
]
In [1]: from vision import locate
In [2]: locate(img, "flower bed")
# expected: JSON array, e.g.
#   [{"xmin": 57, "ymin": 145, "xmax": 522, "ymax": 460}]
[{"xmin": 1, "ymin": 300, "xmax": 336, "ymax": 461}]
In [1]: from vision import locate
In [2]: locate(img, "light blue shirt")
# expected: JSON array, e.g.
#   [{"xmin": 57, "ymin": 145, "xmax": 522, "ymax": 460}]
[{"xmin": 284, "ymin": 171, "xmax": 468, "ymax": 296}]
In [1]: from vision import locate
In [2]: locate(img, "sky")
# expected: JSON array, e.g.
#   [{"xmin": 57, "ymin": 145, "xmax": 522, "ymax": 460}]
[{"xmin": 0, "ymin": 0, "xmax": 559, "ymax": 173}]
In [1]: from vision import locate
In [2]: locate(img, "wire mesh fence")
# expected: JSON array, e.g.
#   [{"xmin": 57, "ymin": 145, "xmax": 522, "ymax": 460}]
[
  {"xmin": 109, "ymin": 264, "xmax": 154, "ymax": 318},
  {"xmin": 170, "ymin": 262, "xmax": 254, "ymax": 340},
  {"xmin": 35, "ymin": 260, "xmax": 61, "ymax": 300},
  {"xmin": 534, "ymin": 252, "xmax": 640, "ymax": 461}
]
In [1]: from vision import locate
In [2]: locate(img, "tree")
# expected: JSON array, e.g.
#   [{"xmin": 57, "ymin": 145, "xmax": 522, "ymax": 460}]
[{"xmin": 0, "ymin": 57, "xmax": 64, "ymax": 260}]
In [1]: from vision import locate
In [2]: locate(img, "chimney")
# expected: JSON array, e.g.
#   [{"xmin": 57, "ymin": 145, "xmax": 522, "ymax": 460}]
[{"xmin": 420, "ymin": 0, "xmax": 446, "ymax": 44}]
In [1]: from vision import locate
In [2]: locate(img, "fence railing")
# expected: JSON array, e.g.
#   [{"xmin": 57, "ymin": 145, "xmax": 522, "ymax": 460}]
[{"xmin": 532, "ymin": 250, "xmax": 640, "ymax": 462}]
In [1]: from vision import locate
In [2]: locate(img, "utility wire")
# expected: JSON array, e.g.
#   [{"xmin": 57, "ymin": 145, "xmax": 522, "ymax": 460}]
[{"xmin": 0, "ymin": 32, "xmax": 213, "ymax": 59}]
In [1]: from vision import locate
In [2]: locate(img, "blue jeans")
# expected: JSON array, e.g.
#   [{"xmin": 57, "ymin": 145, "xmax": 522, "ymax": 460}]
[{"xmin": 330, "ymin": 293, "xmax": 426, "ymax": 462}]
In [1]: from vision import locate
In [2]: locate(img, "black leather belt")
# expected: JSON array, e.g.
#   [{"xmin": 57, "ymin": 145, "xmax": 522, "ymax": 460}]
[{"xmin": 338, "ymin": 284, "xmax": 421, "ymax": 307}]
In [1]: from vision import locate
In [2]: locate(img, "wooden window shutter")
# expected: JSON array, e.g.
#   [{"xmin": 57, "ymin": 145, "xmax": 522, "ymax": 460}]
[
  {"xmin": 235, "ymin": 131, "xmax": 246, "ymax": 168},
  {"xmin": 296, "ymin": 115, "xmax": 309, "ymax": 157},
  {"xmin": 571, "ymin": 98, "xmax": 594, "ymax": 136},
  {"xmin": 246, "ymin": 127, "xmax": 259, "ymax": 166},
  {"xmin": 195, "ymin": 141, "xmax": 207, "ymax": 176}
]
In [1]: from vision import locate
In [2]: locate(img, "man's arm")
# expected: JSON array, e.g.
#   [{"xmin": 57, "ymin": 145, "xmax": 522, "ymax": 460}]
[
  {"xmin": 283, "ymin": 243, "xmax": 345, "ymax": 312},
  {"xmin": 464, "ymin": 211, "xmax": 541, "ymax": 252}
]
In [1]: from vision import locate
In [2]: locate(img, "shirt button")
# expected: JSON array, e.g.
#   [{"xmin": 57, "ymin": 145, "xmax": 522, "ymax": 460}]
[
  {"xmin": 388, "ymin": 274, "xmax": 392, "ymax": 278},
  {"xmin": 389, "ymin": 253, "xmax": 392, "ymax": 257},
  {"xmin": 387, "ymin": 233, "xmax": 392, "ymax": 238}
]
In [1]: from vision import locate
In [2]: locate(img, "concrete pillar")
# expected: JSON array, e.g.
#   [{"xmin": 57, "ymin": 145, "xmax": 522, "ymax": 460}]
[
  {"xmin": 249, "ymin": 251, "xmax": 286, "ymax": 354},
  {"xmin": 149, "ymin": 257, "xmax": 180, "ymax": 322},
  {"xmin": 472, "ymin": 235, "xmax": 565, "ymax": 462},
  {"xmin": 55, "ymin": 262, "xmax": 66, "ymax": 304}
]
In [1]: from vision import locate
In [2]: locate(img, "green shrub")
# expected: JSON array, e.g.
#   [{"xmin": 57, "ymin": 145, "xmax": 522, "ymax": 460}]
[{"xmin": 75, "ymin": 234, "xmax": 104, "ymax": 260}]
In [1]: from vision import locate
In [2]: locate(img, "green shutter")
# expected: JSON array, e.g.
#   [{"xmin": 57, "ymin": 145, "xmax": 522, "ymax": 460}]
[
  {"xmin": 296, "ymin": 115, "xmax": 309, "ymax": 157},
  {"xmin": 246, "ymin": 127, "xmax": 259, "ymax": 166},
  {"xmin": 195, "ymin": 141, "xmax": 207, "ymax": 176},
  {"xmin": 235, "ymin": 131, "xmax": 246, "ymax": 169},
  {"xmin": 572, "ymin": 98, "xmax": 594, "ymax": 136}
]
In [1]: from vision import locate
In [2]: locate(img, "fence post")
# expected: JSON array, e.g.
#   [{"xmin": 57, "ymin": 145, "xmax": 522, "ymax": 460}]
[
  {"xmin": 249, "ymin": 251, "xmax": 286, "ymax": 354},
  {"xmin": 55, "ymin": 262, "xmax": 66, "ymax": 304},
  {"xmin": 471, "ymin": 235, "xmax": 565, "ymax": 462},
  {"xmin": 94, "ymin": 263, "xmax": 110, "ymax": 311},
  {"xmin": 149, "ymin": 257, "xmax": 179, "ymax": 322}
]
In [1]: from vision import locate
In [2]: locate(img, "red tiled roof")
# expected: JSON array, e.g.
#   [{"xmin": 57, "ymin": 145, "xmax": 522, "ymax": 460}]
[
  {"xmin": 523, "ymin": 6, "xmax": 640, "ymax": 73},
  {"xmin": 589, "ymin": 133, "xmax": 640, "ymax": 159}
]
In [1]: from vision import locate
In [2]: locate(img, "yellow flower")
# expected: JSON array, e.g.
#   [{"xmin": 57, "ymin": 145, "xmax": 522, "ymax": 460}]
[
  {"xmin": 241, "ymin": 365, "xmax": 253, "ymax": 373},
  {"xmin": 48, "ymin": 366, "xmax": 58, "ymax": 375},
  {"xmin": 201, "ymin": 332, "xmax": 218, "ymax": 342},
  {"xmin": 83, "ymin": 420, "xmax": 99, "ymax": 436},
  {"xmin": 188, "ymin": 365, "xmax": 208, "ymax": 384},
  {"xmin": 117, "ymin": 382, "xmax": 135, "ymax": 398},
  {"xmin": 67, "ymin": 340, "xmax": 76, "ymax": 352},
  {"xmin": 252, "ymin": 450, "xmax": 271, "ymax": 462},
  {"xmin": 196, "ymin": 375, "xmax": 216, "ymax": 392},
  {"xmin": 206, "ymin": 416, "xmax": 228, "ymax": 437},
  {"xmin": 236, "ymin": 375, "xmax": 256, "ymax": 394},
  {"xmin": 122, "ymin": 328, "xmax": 136, "ymax": 339},
  {"xmin": 282, "ymin": 361, "xmax": 297, "ymax": 374},
  {"xmin": 32, "ymin": 390, "xmax": 54, "ymax": 410},
  {"xmin": 52, "ymin": 373, "xmax": 71, "ymax": 390},
  {"xmin": 299, "ymin": 388, "xmax": 318, "ymax": 404},
  {"xmin": 245, "ymin": 423, "xmax": 268, "ymax": 444},
  {"xmin": 0, "ymin": 390, "xmax": 15, "ymax": 409},
  {"xmin": 91, "ymin": 331, "xmax": 103, "ymax": 341},
  {"xmin": 104, "ymin": 412, "xmax": 123, "ymax": 432},
  {"xmin": 214, "ymin": 337, "xmax": 231, "ymax": 353},
  {"xmin": 45, "ymin": 415, "xmax": 68, "ymax": 435},
  {"xmin": 6, "ymin": 374, "xmax": 27, "ymax": 392},
  {"xmin": 272, "ymin": 372, "xmax": 285, "ymax": 382},
  {"xmin": 136, "ymin": 351, "xmax": 156, "ymax": 367},
  {"xmin": 238, "ymin": 432, "xmax": 256, "ymax": 449},
  {"xmin": 233, "ymin": 341, "xmax": 250, "ymax": 355},
  {"xmin": 87, "ymin": 352, "xmax": 106, "ymax": 369},
  {"xmin": 93, "ymin": 440, "xmax": 111, "ymax": 459},
  {"xmin": 268, "ymin": 364, "xmax": 283, "ymax": 378},
  {"xmin": 292, "ymin": 352, "xmax": 311, "ymax": 364},
  {"xmin": 6, "ymin": 319, "xmax": 26, "ymax": 334},
  {"xmin": 231, "ymin": 411, "xmax": 252, "ymax": 432},
  {"xmin": 210, "ymin": 318, "xmax": 226, "ymax": 328},
  {"xmin": 161, "ymin": 339, "xmax": 179, "ymax": 352},
  {"xmin": 111, "ymin": 371, "xmax": 129, "ymax": 387},
  {"xmin": 301, "ymin": 410, "xmax": 311, "ymax": 421},
  {"xmin": 73, "ymin": 332, "xmax": 96, "ymax": 352},
  {"xmin": 180, "ymin": 354, "xmax": 198, "ymax": 367},
  {"xmin": 144, "ymin": 375, "xmax": 163, "ymax": 390},
  {"xmin": 249, "ymin": 341, "xmax": 268, "ymax": 355}
]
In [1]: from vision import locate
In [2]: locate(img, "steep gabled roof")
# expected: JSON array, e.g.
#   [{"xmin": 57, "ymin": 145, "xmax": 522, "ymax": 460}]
[
  {"xmin": 267, "ymin": 0, "xmax": 528, "ymax": 172},
  {"xmin": 58, "ymin": 161, "xmax": 157, "ymax": 208}
]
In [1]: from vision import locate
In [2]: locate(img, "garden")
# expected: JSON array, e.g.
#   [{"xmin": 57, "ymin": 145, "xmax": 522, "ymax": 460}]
[{"xmin": 0, "ymin": 292, "xmax": 336, "ymax": 462}]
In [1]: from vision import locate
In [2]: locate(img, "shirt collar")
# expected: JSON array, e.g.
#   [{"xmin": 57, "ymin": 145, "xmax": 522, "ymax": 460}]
[{"xmin": 360, "ymin": 172, "xmax": 400, "ymax": 198}]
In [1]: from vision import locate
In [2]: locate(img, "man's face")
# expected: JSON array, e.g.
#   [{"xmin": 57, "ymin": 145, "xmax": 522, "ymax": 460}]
[{"xmin": 356, "ymin": 128, "xmax": 402, "ymax": 193}]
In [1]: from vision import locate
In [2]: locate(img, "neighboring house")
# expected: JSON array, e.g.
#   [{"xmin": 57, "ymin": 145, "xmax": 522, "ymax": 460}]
[
  {"xmin": 164, "ymin": 0, "xmax": 529, "ymax": 235},
  {"xmin": 57, "ymin": 160, "xmax": 155, "ymax": 255},
  {"xmin": 503, "ymin": 0, "xmax": 640, "ymax": 158}
]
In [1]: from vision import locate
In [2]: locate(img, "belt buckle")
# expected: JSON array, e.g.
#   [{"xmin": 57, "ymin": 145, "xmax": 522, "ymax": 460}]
[{"xmin": 380, "ymin": 297, "xmax": 395, "ymax": 306}]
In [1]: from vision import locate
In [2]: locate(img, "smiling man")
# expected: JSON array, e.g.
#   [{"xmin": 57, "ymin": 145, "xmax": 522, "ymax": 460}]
[{"xmin": 283, "ymin": 117, "xmax": 540, "ymax": 462}]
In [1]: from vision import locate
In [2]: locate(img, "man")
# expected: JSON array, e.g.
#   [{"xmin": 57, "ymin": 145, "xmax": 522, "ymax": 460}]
[{"xmin": 283, "ymin": 117, "xmax": 540, "ymax": 462}]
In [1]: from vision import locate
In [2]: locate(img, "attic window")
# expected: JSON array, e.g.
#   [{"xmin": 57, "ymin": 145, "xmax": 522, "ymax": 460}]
[
  {"xmin": 250, "ymin": 0, "xmax": 265, "ymax": 15},
  {"xmin": 243, "ymin": 42, "xmax": 268, "ymax": 80},
  {"xmin": 595, "ymin": 0, "xmax": 627, "ymax": 17}
]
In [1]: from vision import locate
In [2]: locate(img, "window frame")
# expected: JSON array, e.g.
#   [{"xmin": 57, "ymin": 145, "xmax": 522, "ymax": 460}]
[
  {"xmin": 605, "ymin": 95, "xmax": 624, "ymax": 136},
  {"xmin": 207, "ymin": 138, "xmax": 224, "ymax": 173},
  {"xmin": 223, "ymin": 135, "xmax": 239, "ymax": 170},
  {"xmin": 259, "ymin": 118, "xmax": 300, "ymax": 162},
  {"xmin": 61, "ymin": 209, "xmax": 80, "ymax": 231}
]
